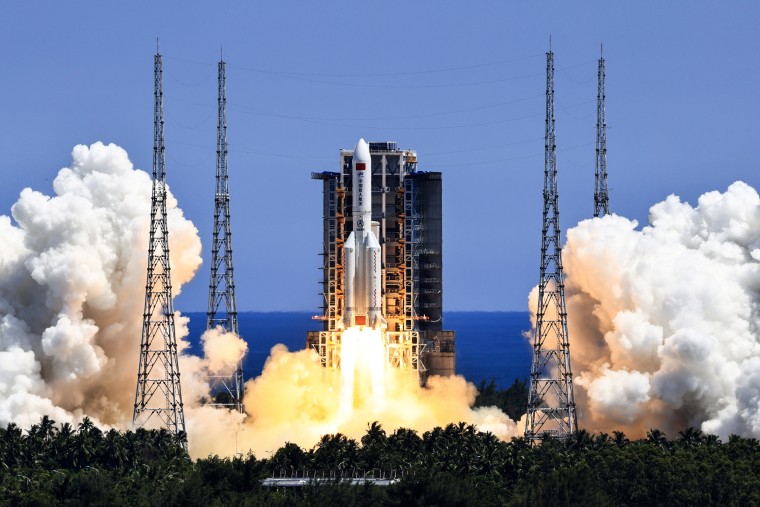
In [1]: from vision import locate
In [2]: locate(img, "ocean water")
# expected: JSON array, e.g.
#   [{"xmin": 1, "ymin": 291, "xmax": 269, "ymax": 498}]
[{"xmin": 184, "ymin": 311, "xmax": 532, "ymax": 388}]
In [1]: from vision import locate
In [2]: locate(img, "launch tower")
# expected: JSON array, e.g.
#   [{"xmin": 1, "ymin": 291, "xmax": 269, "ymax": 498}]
[
  {"xmin": 525, "ymin": 48, "xmax": 579, "ymax": 442},
  {"xmin": 133, "ymin": 50, "xmax": 186, "ymax": 436},
  {"xmin": 594, "ymin": 47, "xmax": 609, "ymax": 218},
  {"xmin": 206, "ymin": 57, "xmax": 245, "ymax": 413},
  {"xmin": 308, "ymin": 142, "xmax": 454, "ymax": 383}
]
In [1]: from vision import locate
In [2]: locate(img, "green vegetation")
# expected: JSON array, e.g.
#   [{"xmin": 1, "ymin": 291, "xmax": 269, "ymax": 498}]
[
  {"xmin": 473, "ymin": 377, "xmax": 529, "ymax": 421},
  {"xmin": 2, "ymin": 415, "xmax": 760, "ymax": 506}
]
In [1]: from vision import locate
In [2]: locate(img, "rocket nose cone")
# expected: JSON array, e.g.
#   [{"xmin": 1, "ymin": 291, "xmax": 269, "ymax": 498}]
[{"xmin": 354, "ymin": 138, "xmax": 371, "ymax": 163}]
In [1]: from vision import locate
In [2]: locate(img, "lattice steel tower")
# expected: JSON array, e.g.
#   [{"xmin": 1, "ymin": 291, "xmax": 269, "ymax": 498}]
[
  {"xmin": 206, "ymin": 57, "xmax": 244, "ymax": 413},
  {"xmin": 525, "ymin": 47, "xmax": 578, "ymax": 442},
  {"xmin": 133, "ymin": 50, "xmax": 186, "ymax": 436},
  {"xmin": 594, "ymin": 47, "xmax": 609, "ymax": 218}
]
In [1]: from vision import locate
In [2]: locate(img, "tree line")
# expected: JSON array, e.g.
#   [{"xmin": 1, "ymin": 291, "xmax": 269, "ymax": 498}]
[{"xmin": 2, "ymin": 413, "xmax": 760, "ymax": 506}]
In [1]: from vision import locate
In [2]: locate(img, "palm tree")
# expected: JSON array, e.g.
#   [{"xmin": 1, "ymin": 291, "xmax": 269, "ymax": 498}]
[
  {"xmin": 388, "ymin": 428, "xmax": 422, "ymax": 471},
  {"xmin": 571, "ymin": 429, "xmax": 594, "ymax": 450},
  {"xmin": 72, "ymin": 417, "xmax": 102, "ymax": 468},
  {"xmin": 100, "ymin": 429, "xmax": 127, "ymax": 468},
  {"xmin": 476, "ymin": 431, "xmax": 506, "ymax": 479},
  {"xmin": 593, "ymin": 432, "xmax": 611, "ymax": 448},
  {"xmin": 2, "ymin": 423, "xmax": 23, "ymax": 468},
  {"xmin": 39, "ymin": 416, "xmax": 56, "ymax": 443},
  {"xmin": 312, "ymin": 433, "xmax": 359, "ymax": 470},
  {"xmin": 676, "ymin": 427, "xmax": 705, "ymax": 448},
  {"xmin": 55, "ymin": 422, "xmax": 75, "ymax": 468},
  {"xmin": 359, "ymin": 422, "xmax": 388, "ymax": 470},
  {"xmin": 58, "ymin": 422, "xmax": 74, "ymax": 439},
  {"xmin": 704, "ymin": 434, "xmax": 721, "ymax": 446},
  {"xmin": 271, "ymin": 442, "xmax": 308, "ymax": 470},
  {"xmin": 78, "ymin": 417, "xmax": 95, "ymax": 434},
  {"xmin": 646, "ymin": 428, "xmax": 669, "ymax": 449},
  {"xmin": 503, "ymin": 435, "xmax": 530, "ymax": 482},
  {"xmin": 612, "ymin": 431, "xmax": 629, "ymax": 447}
]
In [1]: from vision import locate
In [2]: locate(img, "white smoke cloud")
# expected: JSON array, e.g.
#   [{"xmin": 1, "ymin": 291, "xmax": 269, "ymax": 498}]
[
  {"xmin": 0, "ymin": 142, "xmax": 202, "ymax": 429},
  {"xmin": 561, "ymin": 181, "xmax": 760, "ymax": 439},
  {"xmin": 202, "ymin": 327, "xmax": 248, "ymax": 375}
]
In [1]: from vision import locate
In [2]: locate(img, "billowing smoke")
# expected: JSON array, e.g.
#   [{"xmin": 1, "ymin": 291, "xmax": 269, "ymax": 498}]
[
  {"xmin": 190, "ymin": 343, "xmax": 517, "ymax": 458},
  {"xmin": 557, "ymin": 181, "xmax": 760, "ymax": 439},
  {"xmin": 0, "ymin": 142, "xmax": 516, "ymax": 459},
  {"xmin": 202, "ymin": 327, "xmax": 248, "ymax": 375},
  {"xmin": 0, "ymin": 142, "xmax": 203, "ymax": 429}
]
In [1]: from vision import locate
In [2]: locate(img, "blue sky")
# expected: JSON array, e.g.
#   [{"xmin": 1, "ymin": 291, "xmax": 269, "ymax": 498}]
[{"xmin": 0, "ymin": 2, "xmax": 758, "ymax": 312}]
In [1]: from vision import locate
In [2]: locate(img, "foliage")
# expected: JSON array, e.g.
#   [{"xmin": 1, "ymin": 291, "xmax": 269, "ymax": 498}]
[
  {"xmin": 473, "ymin": 377, "xmax": 529, "ymax": 421},
  {"xmin": 2, "ymin": 417, "xmax": 760, "ymax": 506}
]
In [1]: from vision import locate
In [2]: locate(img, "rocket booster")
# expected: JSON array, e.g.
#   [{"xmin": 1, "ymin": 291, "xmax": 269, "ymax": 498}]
[{"xmin": 342, "ymin": 139, "xmax": 386, "ymax": 330}]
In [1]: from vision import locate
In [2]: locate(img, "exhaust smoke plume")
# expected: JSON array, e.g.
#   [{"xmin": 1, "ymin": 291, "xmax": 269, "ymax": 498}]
[
  {"xmin": 0, "ymin": 142, "xmax": 517, "ymax": 459},
  {"xmin": 555, "ymin": 181, "xmax": 760, "ymax": 439},
  {"xmin": 0, "ymin": 142, "xmax": 202, "ymax": 429},
  {"xmin": 205, "ymin": 339, "xmax": 518, "ymax": 459}
]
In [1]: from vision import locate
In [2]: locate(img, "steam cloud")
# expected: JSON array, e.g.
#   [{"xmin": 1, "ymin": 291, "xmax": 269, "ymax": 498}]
[
  {"xmin": 187, "ymin": 343, "xmax": 517, "ymax": 458},
  {"xmin": 558, "ymin": 181, "xmax": 760, "ymax": 439},
  {"xmin": 0, "ymin": 142, "xmax": 516, "ymax": 459},
  {"xmin": 0, "ymin": 142, "xmax": 201, "ymax": 429}
]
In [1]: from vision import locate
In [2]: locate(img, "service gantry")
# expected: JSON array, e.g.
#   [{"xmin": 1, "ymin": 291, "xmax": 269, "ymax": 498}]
[
  {"xmin": 307, "ymin": 143, "xmax": 455, "ymax": 385},
  {"xmin": 206, "ymin": 57, "xmax": 245, "ymax": 413},
  {"xmin": 525, "ymin": 46, "xmax": 579, "ymax": 442},
  {"xmin": 594, "ymin": 46, "xmax": 609, "ymax": 218},
  {"xmin": 133, "ymin": 49, "xmax": 186, "ymax": 437}
]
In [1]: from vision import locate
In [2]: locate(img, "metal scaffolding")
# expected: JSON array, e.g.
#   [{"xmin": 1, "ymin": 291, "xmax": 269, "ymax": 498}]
[
  {"xmin": 133, "ymin": 50, "xmax": 186, "ymax": 437},
  {"xmin": 310, "ymin": 171, "xmax": 345, "ymax": 369},
  {"xmin": 206, "ymin": 58, "xmax": 244, "ymax": 413},
  {"xmin": 594, "ymin": 47, "xmax": 609, "ymax": 218},
  {"xmin": 525, "ymin": 47, "xmax": 578, "ymax": 443},
  {"xmin": 403, "ymin": 174, "xmax": 421, "ymax": 333}
]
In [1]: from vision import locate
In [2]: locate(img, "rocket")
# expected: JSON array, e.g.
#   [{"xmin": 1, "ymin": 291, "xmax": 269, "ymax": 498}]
[{"xmin": 342, "ymin": 139, "xmax": 387, "ymax": 330}]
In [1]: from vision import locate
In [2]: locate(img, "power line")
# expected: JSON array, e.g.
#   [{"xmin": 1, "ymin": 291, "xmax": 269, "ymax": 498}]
[
  {"xmin": 424, "ymin": 136, "xmax": 544, "ymax": 156},
  {"xmin": 429, "ymin": 142, "xmax": 594, "ymax": 168},
  {"xmin": 166, "ymin": 93, "xmax": 544, "ymax": 123},
  {"xmin": 164, "ymin": 54, "xmax": 595, "ymax": 89},
  {"xmin": 165, "ymin": 52, "xmax": 545, "ymax": 78},
  {"xmin": 172, "ymin": 139, "xmax": 333, "ymax": 165}
]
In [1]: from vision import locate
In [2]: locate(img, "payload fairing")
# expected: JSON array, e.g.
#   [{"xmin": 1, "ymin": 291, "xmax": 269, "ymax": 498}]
[{"xmin": 342, "ymin": 139, "xmax": 387, "ymax": 330}]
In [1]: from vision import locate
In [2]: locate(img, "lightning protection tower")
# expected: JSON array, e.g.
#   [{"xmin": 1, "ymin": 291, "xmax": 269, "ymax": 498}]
[
  {"xmin": 206, "ymin": 57, "xmax": 244, "ymax": 413},
  {"xmin": 133, "ymin": 49, "xmax": 186, "ymax": 437},
  {"xmin": 525, "ymin": 47, "xmax": 578, "ymax": 443},
  {"xmin": 594, "ymin": 47, "xmax": 609, "ymax": 217}
]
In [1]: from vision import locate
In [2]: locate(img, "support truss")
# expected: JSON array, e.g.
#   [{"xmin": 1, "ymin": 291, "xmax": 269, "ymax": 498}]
[
  {"xmin": 207, "ymin": 58, "xmax": 245, "ymax": 413},
  {"xmin": 133, "ymin": 51, "xmax": 186, "ymax": 437},
  {"xmin": 525, "ymin": 48, "xmax": 578, "ymax": 443}
]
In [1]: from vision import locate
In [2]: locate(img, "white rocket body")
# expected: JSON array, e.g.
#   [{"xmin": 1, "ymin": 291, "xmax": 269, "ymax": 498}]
[{"xmin": 343, "ymin": 139, "xmax": 386, "ymax": 329}]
